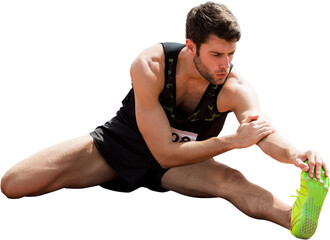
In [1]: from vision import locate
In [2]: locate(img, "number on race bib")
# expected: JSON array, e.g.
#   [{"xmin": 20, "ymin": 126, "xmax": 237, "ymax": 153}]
[{"xmin": 171, "ymin": 127, "xmax": 198, "ymax": 142}]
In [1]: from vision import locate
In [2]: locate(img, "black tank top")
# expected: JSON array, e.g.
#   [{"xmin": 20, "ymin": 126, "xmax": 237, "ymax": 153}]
[
  {"xmin": 110, "ymin": 42, "xmax": 231, "ymax": 149},
  {"xmin": 159, "ymin": 42, "xmax": 231, "ymax": 141}
]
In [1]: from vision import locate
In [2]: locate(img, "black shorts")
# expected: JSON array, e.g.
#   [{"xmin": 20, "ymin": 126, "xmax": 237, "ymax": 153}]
[{"xmin": 90, "ymin": 118, "xmax": 169, "ymax": 193}]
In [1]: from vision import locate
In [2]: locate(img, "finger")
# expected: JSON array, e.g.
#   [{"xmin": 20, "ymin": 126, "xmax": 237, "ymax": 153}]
[
  {"xmin": 255, "ymin": 120, "xmax": 271, "ymax": 126},
  {"xmin": 256, "ymin": 125, "xmax": 275, "ymax": 135},
  {"xmin": 294, "ymin": 158, "xmax": 309, "ymax": 172},
  {"xmin": 242, "ymin": 115, "xmax": 259, "ymax": 124},
  {"xmin": 307, "ymin": 151, "xmax": 316, "ymax": 178},
  {"xmin": 315, "ymin": 152, "xmax": 322, "ymax": 179},
  {"xmin": 256, "ymin": 128, "xmax": 275, "ymax": 141},
  {"xmin": 253, "ymin": 121, "xmax": 269, "ymax": 128},
  {"xmin": 255, "ymin": 122, "xmax": 275, "ymax": 132},
  {"xmin": 323, "ymin": 161, "xmax": 329, "ymax": 178}
]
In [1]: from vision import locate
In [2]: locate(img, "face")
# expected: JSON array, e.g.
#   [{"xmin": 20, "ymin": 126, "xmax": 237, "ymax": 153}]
[{"xmin": 192, "ymin": 35, "xmax": 236, "ymax": 85}]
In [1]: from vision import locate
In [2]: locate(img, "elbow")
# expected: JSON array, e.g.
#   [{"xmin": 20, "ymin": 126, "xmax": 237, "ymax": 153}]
[
  {"xmin": 155, "ymin": 151, "xmax": 176, "ymax": 169},
  {"xmin": 149, "ymin": 138, "xmax": 186, "ymax": 169},
  {"xmin": 156, "ymin": 156, "xmax": 172, "ymax": 169},
  {"xmin": 160, "ymin": 162, "xmax": 174, "ymax": 170},
  {"xmin": 150, "ymin": 142, "xmax": 177, "ymax": 169},
  {"xmin": 159, "ymin": 162, "xmax": 170, "ymax": 170}
]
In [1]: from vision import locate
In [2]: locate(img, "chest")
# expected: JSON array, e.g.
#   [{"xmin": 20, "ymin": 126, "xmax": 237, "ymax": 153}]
[{"xmin": 175, "ymin": 76, "xmax": 213, "ymax": 115}]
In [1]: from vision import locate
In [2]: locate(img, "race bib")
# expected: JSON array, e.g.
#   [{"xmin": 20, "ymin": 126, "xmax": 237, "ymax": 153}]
[{"xmin": 171, "ymin": 127, "xmax": 198, "ymax": 142}]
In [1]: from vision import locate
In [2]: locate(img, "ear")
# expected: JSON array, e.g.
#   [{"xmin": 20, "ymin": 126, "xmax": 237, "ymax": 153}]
[{"xmin": 185, "ymin": 39, "xmax": 196, "ymax": 55}]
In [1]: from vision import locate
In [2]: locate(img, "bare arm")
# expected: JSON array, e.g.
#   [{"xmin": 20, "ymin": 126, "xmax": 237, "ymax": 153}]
[
  {"xmin": 130, "ymin": 45, "xmax": 272, "ymax": 169},
  {"xmin": 131, "ymin": 45, "xmax": 236, "ymax": 169},
  {"xmin": 257, "ymin": 123, "xmax": 329, "ymax": 179},
  {"xmin": 225, "ymin": 70, "xmax": 329, "ymax": 178}
]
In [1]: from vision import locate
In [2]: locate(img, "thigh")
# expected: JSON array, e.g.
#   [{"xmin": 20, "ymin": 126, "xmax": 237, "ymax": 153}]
[
  {"xmin": 58, "ymin": 134, "xmax": 119, "ymax": 189},
  {"xmin": 161, "ymin": 159, "xmax": 238, "ymax": 198},
  {"xmin": 2, "ymin": 134, "xmax": 118, "ymax": 197}
]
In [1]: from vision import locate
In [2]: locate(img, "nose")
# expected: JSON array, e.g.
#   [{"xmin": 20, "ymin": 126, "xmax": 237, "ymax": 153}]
[{"xmin": 219, "ymin": 55, "xmax": 230, "ymax": 71}]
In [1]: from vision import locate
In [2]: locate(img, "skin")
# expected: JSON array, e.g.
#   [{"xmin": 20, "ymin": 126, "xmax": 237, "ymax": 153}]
[
  {"xmin": 1, "ymin": 34, "xmax": 328, "ymax": 232},
  {"xmin": 132, "ymin": 35, "xmax": 329, "ymax": 179}
]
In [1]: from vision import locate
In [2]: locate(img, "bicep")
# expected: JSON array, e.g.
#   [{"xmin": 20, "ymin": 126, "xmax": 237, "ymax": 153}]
[{"xmin": 130, "ymin": 55, "xmax": 172, "ymax": 161}]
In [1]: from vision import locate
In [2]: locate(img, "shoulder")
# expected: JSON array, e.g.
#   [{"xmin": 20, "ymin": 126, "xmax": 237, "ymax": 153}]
[
  {"xmin": 130, "ymin": 44, "xmax": 165, "ymax": 79},
  {"xmin": 218, "ymin": 66, "xmax": 259, "ymax": 113},
  {"xmin": 130, "ymin": 44, "xmax": 165, "ymax": 96}
]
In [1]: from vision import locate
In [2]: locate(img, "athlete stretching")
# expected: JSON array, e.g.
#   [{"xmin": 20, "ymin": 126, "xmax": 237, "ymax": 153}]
[{"xmin": 1, "ymin": 2, "xmax": 328, "ymax": 239}]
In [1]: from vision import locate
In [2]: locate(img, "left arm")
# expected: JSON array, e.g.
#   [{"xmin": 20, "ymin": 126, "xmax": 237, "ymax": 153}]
[
  {"xmin": 257, "ymin": 129, "xmax": 328, "ymax": 179},
  {"xmin": 222, "ymin": 70, "xmax": 329, "ymax": 179},
  {"xmin": 257, "ymin": 130, "xmax": 306, "ymax": 169}
]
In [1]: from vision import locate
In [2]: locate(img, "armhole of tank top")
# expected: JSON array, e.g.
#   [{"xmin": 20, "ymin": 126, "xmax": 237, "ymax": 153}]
[
  {"xmin": 159, "ymin": 43, "xmax": 169, "ymax": 98},
  {"xmin": 159, "ymin": 43, "xmax": 185, "ymax": 98}
]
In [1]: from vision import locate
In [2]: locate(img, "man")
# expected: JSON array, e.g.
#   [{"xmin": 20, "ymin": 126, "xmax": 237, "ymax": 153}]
[{"xmin": 1, "ymin": 2, "xmax": 328, "ymax": 239}]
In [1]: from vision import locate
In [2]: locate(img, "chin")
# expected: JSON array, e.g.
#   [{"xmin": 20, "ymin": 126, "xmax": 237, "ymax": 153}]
[{"xmin": 213, "ymin": 78, "xmax": 226, "ymax": 85}]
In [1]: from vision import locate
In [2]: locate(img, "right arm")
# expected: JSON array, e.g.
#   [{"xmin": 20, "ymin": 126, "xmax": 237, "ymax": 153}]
[{"xmin": 130, "ymin": 45, "xmax": 269, "ymax": 169}]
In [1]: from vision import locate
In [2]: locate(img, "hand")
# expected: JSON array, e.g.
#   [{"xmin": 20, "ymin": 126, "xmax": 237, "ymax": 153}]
[
  {"xmin": 293, "ymin": 150, "xmax": 329, "ymax": 179},
  {"xmin": 234, "ymin": 115, "xmax": 275, "ymax": 149}
]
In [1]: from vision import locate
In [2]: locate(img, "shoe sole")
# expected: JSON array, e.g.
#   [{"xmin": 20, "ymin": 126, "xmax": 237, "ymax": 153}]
[{"xmin": 293, "ymin": 169, "xmax": 329, "ymax": 239}]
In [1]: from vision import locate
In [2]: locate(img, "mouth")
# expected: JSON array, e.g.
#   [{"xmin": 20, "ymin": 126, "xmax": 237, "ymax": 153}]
[{"xmin": 216, "ymin": 72, "xmax": 228, "ymax": 78}]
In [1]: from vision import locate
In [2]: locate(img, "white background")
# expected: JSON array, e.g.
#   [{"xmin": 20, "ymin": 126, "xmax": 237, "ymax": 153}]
[{"xmin": 1, "ymin": 0, "xmax": 329, "ymax": 239}]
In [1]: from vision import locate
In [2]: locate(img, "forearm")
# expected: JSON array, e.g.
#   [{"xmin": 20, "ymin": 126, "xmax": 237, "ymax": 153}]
[
  {"xmin": 257, "ymin": 132, "xmax": 302, "ymax": 164},
  {"xmin": 158, "ymin": 134, "xmax": 236, "ymax": 169}
]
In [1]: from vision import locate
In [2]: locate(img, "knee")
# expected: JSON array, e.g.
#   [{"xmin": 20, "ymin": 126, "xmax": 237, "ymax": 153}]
[
  {"xmin": 214, "ymin": 167, "xmax": 247, "ymax": 198},
  {"xmin": 223, "ymin": 168, "xmax": 247, "ymax": 185}
]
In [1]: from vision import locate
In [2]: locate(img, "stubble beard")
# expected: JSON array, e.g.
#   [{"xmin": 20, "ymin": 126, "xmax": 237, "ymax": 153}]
[
  {"xmin": 193, "ymin": 55, "xmax": 226, "ymax": 85},
  {"xmin": 193, "ymin": 54, "xmax": 214, "ymax": 84}
]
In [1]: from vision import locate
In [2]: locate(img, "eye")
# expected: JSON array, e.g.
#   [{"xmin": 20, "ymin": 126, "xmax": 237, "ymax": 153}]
[{"xmin": 211, "ymin": 52, "xmax": 222, "ymax": 57}]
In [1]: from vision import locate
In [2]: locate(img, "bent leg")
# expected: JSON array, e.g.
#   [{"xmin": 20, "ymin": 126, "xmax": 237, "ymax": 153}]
[
  {"xmin": 161, "ymin": 159, "xmax": 292, "ymax": 229},
  {"xmin": 1, "ymin": 135, "xmax": 118, "ymax": 198}
]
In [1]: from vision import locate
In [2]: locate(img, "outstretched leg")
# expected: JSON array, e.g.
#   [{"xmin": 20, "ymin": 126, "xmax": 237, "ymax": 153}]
[
  {"xmin": 161, "ymin": 159, "xmax": 292, "ymax": 229},
  {"xmin": 1, "ymin": 134, "xmax": 118, "ymax": 198}
]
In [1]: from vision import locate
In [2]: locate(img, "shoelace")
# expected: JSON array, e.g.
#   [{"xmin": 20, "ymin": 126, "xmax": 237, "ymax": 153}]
[
  {"xmin": 291, "ymin": 189, "xmax": 306, "ymax": 209},
  {"xmin": 290, "ymin": 177, "xmax": 308, "ymax": 209}
]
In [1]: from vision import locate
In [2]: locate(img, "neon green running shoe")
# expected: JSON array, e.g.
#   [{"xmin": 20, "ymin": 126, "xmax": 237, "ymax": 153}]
[{"xmin": 291, "ymin": 161, "xmax": 329, "ymax": 239}]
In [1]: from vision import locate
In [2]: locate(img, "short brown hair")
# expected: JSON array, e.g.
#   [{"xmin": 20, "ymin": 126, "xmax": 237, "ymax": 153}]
[{"xmin": 186, "ymin": 2, "xmax": 241, "ymax": 52}]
